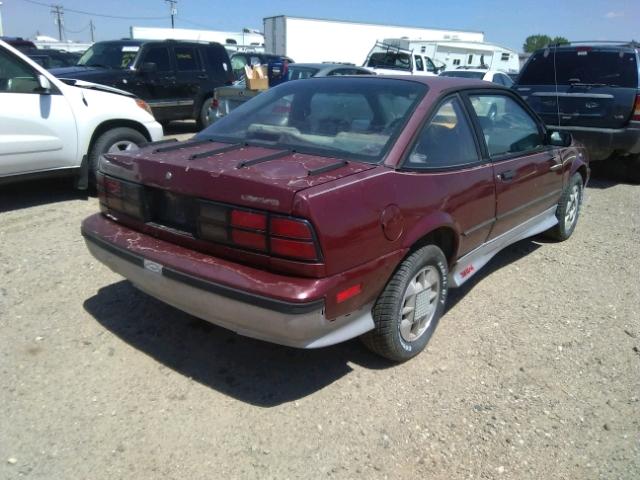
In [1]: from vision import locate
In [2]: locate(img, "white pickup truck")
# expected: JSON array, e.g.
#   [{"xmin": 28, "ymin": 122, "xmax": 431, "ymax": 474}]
[
  {"xmin": 0, "ymin": 39, "xmax": 163, "ymax": 188},
  {"xmin": 363, "ymin": 41, "xmax": 442, "ymax": 76}
]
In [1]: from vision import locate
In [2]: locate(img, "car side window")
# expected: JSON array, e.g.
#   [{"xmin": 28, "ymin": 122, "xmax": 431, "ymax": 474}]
[
  {"xmin": 414, "ymin": 55, "xmax": 424, "ymax": 72},
  {"xmin": 492, "ymin": 73, "xmax": 504, "ymax": 86},
  {"xmin": 500, "ymin": 74, "xmax": 514, "ymax": 87},
  {"xmin": 407, "ymin": 97, "xmax": 479, "ymax": 169},
  {"xmin": 0, "ymin": 48, "xmax": 40, "ymax": 94},
  {"xmin": 174, "ymin": 46, "xmax": 200, "ymax": 71},
  {"xmin": 425, "ymin": 57, "xmax": 437, "ymax": 73},
  {"xmin": 468, "ymin": 94, "xmax": 543, "ymax": 157},
  {"xmin": 142, "ymin": 47, "xmax": 171, "ymax": 72}
]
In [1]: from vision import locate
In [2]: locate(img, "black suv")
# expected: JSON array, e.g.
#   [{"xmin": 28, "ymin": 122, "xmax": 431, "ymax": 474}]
[
  {"xmin": 51, "ymin": 39, "xmax": 234, "ymax": 128},
  {"xmin": 516, "ymin": 43, "xmax": 640, "ymax": 180}
]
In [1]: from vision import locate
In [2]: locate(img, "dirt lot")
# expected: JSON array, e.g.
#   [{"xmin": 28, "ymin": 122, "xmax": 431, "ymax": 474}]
[{"xmin": 1, "ymin": 151, "xmax": 638, "ymax": 479}]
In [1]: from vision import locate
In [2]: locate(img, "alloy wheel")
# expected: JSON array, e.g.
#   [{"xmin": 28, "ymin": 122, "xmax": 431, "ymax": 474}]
[{"xmin": 399, "ymin": 266, "xmax": 441, "ymax": 342}]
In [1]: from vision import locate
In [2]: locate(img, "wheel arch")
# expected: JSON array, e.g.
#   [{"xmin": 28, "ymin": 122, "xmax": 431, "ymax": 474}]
[
  {"xmin": 85, "ymin": 120, "xmax": 152, "ymax": 157},
  {"xmin": 78, "ymin": 120, "xmax": 152, "ymax": 189},
  {"xmin": 402, "ymin": 214, "xmax": 460, "ymax": 267}
]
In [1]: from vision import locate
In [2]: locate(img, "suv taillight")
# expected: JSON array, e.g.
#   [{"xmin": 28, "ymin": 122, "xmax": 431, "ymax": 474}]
[
  {"xmin": 633, "ymin": 94, "xmax": 640, "ymax": 121},
  {"xmin": 97, "ymin": 172, "xmax": 145, "ymax": 220},
  {"xmin": 199, "ymin": 203, "xmax": 321, "ymax": 262}
]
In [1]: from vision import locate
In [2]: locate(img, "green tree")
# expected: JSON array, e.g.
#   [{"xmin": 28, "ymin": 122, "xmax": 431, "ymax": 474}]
[{"xmin": 523, "ymin": 35, "xmax": 569, "ymax": 53}]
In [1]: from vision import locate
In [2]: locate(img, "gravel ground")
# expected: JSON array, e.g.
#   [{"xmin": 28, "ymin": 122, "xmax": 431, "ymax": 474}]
[{"xmin": 1, "ymin": 157, "xmax": 638, "ymax": 479}]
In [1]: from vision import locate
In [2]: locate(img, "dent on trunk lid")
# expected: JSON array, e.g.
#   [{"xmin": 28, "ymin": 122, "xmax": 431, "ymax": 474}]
[{"xmin": 101, "ymin": 141, "xmax": 375, "ymax": 213}]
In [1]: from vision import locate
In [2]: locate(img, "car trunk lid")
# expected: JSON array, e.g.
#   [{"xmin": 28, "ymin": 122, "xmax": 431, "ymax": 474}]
[{"xmin": 101, "ymin": 140, "xmax": 375, "ymax": 214}]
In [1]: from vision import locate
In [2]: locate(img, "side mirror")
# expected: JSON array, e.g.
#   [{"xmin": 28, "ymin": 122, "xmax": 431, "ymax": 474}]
[
  {"xmin": 36, "ymin": 74, "xmax": 51, "ymax": 94},
  {"xmin": 139, "ymin": 62, "xmax": 157, "ymax": 74},
  {"xmin": 548, "ymin": 130, "xmax": 572, "ymax": 147}
]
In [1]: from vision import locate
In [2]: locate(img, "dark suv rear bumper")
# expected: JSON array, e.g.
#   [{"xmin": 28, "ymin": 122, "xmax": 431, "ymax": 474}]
[{"xmin": 550, "ymin": 123, "xmax": 640, "ymax": 161}]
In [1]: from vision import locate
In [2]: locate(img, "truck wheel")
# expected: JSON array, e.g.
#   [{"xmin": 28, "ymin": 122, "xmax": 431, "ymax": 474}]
[
  {"xmin": 545, "ymin": 173, "xmax": 583, "ymax": 241},
  {"xmin": 89, "ymin": 127, "xmax": 147, "ymax": 180},
  {"xmin": 196, "ymin": 96, "xmax": 213, "ymax": 130},
  {"xmin": 624, "ymin": 155, "xmax": 640, "ymax": 184},
  {"xmin": 361, "ymin": 245, "xmax": 448, "ymax": 362}
]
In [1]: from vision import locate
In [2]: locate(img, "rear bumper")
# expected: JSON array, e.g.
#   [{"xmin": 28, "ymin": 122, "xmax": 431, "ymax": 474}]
[
  {"xmin": 81, "ymin": 215, "xmax": 375, "ymax": 348},
  {"xmin": 551, "ymin": 123, "xmax": 640, "ymax": 161}
]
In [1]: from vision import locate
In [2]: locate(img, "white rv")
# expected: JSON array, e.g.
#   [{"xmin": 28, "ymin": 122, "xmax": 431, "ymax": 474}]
[{"xmin": 364, "ymin": 38, "xmax": 520, "ymax": 75}]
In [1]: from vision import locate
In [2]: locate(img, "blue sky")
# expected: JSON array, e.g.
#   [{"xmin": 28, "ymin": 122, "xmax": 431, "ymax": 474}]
[{"xmin": 1, "ymin": 0, "xmax": 637, "ymax": 52}]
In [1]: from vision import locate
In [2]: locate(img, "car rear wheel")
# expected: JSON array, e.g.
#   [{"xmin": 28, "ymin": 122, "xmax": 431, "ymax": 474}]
[
  {"xmin": 196, "ymin": 96, "xmax": 213, "ymax": 130},
  {"xmin": 361, "ymin": 245, "xmax": 448, "ymax": 362},
  {"xmin": 546, "ymin": 173, "xmax": 583, "ymax": 241},
  {"xmin": 89, "ymin": 127, "xmax": 147, "ymax": 183}
]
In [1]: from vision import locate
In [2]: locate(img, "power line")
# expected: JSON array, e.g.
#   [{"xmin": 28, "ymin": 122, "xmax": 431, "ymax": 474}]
[{"xmin": 19, "ymin": 0, "xmax": 169, "ymax": 20}]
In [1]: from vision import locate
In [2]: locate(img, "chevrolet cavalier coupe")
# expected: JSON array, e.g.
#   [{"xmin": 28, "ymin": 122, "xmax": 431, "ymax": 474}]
[{"xmin": 82, "ymin": 76, "xmax": 589, "ymax": 361}]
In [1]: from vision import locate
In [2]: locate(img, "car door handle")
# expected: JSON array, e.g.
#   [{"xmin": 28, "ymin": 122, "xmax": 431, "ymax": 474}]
[
  {"xmin": 197, "ymin": 74, "xmax": 208, "ymax": 79},
  {"xmin": 498, "ymin": 170, "xmax": 516, "ymax": 181}
]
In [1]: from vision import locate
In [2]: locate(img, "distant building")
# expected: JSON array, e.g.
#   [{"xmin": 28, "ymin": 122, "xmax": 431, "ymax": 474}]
[
  {"xmin": 34, "ymin": 35, "xmax": 92, "ymax": 53},
  {"xmin": 130, "ymin": 26, "xmax": 264, "ymax": 52}
]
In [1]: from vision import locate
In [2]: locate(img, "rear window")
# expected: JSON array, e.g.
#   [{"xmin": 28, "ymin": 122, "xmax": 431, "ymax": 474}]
[
  {"xmin": 287, "ymin": 66, "xmax": 319, "ymax": 80},
  {"xmin": 519, "ymin": 49, "xmax": 638, "ymax": 87},
  {"xmin": 440, "ymin": 70, "xmax": 485, "ymax": 79},
  {"xmin": 198, "ymin": 78, "xmax": 426, "ymax": 163}
]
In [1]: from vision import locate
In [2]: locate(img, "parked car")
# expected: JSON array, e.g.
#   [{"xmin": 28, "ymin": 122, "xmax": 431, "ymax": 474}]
[
  {"xmin": 515, "ymin": 42, "xmax": 640, "ymax": 181},
  {"xmin": 208, "ymin": 63, "xmax": 373, "ymax": 125},
  {"xmin": 0, "ymin": 39, "xmax": 163, "ymax": 187},
  {"xmin": 440, "ymin": 68, "xmax": 514, "ymax": 87},
  {"xmin": 23, "ymin": 48, "xmax": 81, "ymax": 69},
  {"xmin": 50, "ymin": 39, "xmax": 234, "ymax": 129},
  {"xmin": 82, "ymin": 75, "xmax": 589, "ymax": 361},
  {"xmin": 229, "ymin": 52, "xmax": 294, "ymax": 83},
  {"xmin": 0, "ymin": 36, "xmax": 37, "ymax": 51}
]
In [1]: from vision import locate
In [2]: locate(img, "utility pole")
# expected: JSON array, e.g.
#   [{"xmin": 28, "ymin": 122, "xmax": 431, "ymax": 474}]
[
  {"xmin": 165, "ymin": 0, "xmax": 177, "ymax": 29},
  {"xmin": 89, "ymin": 19, "xmax": 95, "ymax": 42},
  {"xmin": 51, "ymin": 4, "xmax": 64, "ymax": 41},
  {"xmin": 0, "ymin": 2, "xmax": 4, "ymax": 37}
]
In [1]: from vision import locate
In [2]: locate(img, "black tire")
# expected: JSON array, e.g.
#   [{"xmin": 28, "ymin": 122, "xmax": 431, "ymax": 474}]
[
  {"xmin": 623, "ymin": 155, "xmax": 640, "ymax": 184},
  {"xmin": 545, "ymin": 173, "xmax": 583, "ymax": 241},
  {"xmin": 196, "ymin": 96, "xmax": 213, "ymax": 130},
  {"xmin": 361, "ymin": 245, "xmax": 448, "ymax": 362},
  {"xmin": 89, "ymin": 127, "xmax": 147, "ymax": 180}
]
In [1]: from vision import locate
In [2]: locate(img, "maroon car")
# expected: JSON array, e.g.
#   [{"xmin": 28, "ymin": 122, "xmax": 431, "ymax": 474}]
[{"xmin": 82, "ymin": 76, "xmax": 589, "ymax": 361}]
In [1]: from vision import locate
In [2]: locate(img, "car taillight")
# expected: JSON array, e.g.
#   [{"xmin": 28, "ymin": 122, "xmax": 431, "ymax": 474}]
[
  {"xmin": 197, "ymin": 203, "xmax": 320, "ymax": 261},
  {"xmin": 231, "ymin": 210, "xmax": 267, "ymax": 230},
  {"xmin": 211, "ymin": 98, "xmax": 219, "ymax": 109},
  {"xmin": 270, "ymin": 217, "xmax": 313, "ymax": 240},
  {"xmin": 633, "ymin": 94, "xmax": 640, "ymax": 121},
  {"xmin": 97, "ymin": 172, "xmax": 145, "ymax": 220}
]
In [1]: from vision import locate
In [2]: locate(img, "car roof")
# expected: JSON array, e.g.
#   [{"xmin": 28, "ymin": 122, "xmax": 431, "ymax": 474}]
[
  {"xmin": 306, "ymin": 74, "xmax": 499, "ymax": 93},
  {"xmin": 93, "ymin": 39, "xmax": 222, "ymax": 47},
  {"xmin": 533, "ymin": 43, "xmax": 638, "ymax": 54}
]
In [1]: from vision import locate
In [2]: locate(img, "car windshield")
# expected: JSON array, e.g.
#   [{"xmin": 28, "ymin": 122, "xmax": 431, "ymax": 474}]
[
  {"xmin": 366, "ymin": 49, "xmax": 412, "ymax": 71},
  {"xmin": 287, "ymin": 66, "xmax": 320, "ymax": 80},
  {"xmin": 77, "ymin": 42, "xmax": 141, "ymax": 69},
  {"xmin": 440, "ymin": 70, "xmax": 485, "ymax": 79},
  {"xmin": 518, "ymin": 49, "xmax": 638, "ymax": 87},
  {"xmin": 198, "ymin": 78, "xmax": 426, "ymax": 163}
]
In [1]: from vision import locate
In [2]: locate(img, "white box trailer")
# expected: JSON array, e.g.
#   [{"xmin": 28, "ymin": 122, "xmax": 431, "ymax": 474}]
[{"xmin": 263, "ymin": 15, "xmax": 484, "ymax": 65}]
